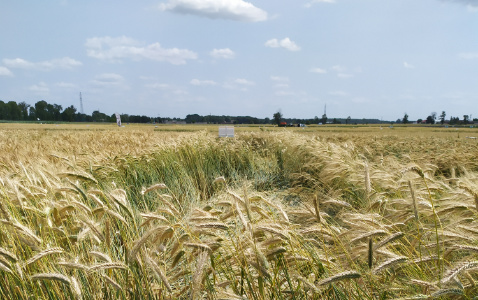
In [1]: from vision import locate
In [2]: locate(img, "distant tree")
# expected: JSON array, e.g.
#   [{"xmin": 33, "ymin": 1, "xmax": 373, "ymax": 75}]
[
  {"xmin": 92, "ymin": 110, "xmax": 108, "ymax": 122},
  {"xmin": 273, "ymin": 111, "xmax": 283, "ymax": 126},
  {"xmin": 185, "ymin": 114, "xmax": 204, "ymax": 124},
  {"xmin": 439, "ymin": 111, "xmax": 446, "ymax": 125},
  {"xmin": 45, "ymin": 103, "xmax": 62, "ymax": 121},
  {"xmin": 34, "ymin": 100, "xmax": 49, "ymax": 121},
  {"xmin": 417, "ymin": 119, "xmax": 423, "ymax": 124},
  {"xmin": 320, "ymin": 114, "xmax": 328, "ymax": 124},
  {"xmin": 346, "ymin": 116, "xmax": 351, "ymax": 124},
  {"xmin": 426, "ymin": 115, "xmax": 435, "ymax": 124},
  {"xmin": 7, "ymin": 101, "xmax": 21, "ymax": 120},
  {"xmin": 449, "ymin": 116, "xmax": 459, "ymax": 125},
  {"xmin": 62, "ymin": 105, "xmax": 77, "ymax": 122},
  {"xmin": 402, "ymin": 113, "xmax": 409, "ymax": 124},
  {"xmin": 18, "ymin": 102, "xmax": 30, "ymax": 120},
  {"xmin": 396, "ymin": 118, "xmax": 402, "ymax": 123},
  {"xmin": 0, "ymin": 101, "xmax": 6, "ymax": 120},
  {"xmin": 463, "ymin": 115, "xmax": 469, "ymax": 125}
]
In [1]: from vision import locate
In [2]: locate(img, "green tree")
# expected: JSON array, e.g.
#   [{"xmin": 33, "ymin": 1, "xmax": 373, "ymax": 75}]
[
  {"xmin": 439, "ymin": 111, "xmax": 446, "ymax": 125},
  {"xmin": 426, "ymin": 115, "xmax": 435, "ymax": 124},
  {"xmin": 18, "ymin": 102, "xmax": 30, "ymax": 120},
  {"xmin": 463, "ymin": 115, "xmax": 469, "ymax": 125},
  {"xmin": 34, "ymin": 100, "xmax": 49, "ymax": 121},
  {"xmin": 346, "ymin": 116, "xmax": 351, "ymax": 124},
  {"xmin": 61, "ymin": 105, "xmax": 77, "ymax": 122},
  {"xmin": 7, "ymin": 101, "xmax": 21, "ymax": 120},
  {"xmin": 320, "ymin": 114, "xmax": 327, "ymax": 124},
  {"xmin": 273, "ymin": 111, "xmax": 283, "ymax": 126},
  {"xmin": 92, "ymin": 110, "xmax": 108, "ymax": 122},
  {"xmin": 0, "ymin": 101, "xmax": 6, "ymax": 120},
  {"xmin": 402, "ymin": 113, "xmax": 409, "ymax": 124}
]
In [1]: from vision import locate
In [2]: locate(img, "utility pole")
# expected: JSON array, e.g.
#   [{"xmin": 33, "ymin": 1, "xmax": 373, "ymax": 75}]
[{"xmin": 79, "ymin": 92, "xmax": 84, "ymax": 115}]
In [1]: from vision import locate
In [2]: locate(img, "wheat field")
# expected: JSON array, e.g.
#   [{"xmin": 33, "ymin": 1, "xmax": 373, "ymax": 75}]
[{"xmin": 0, "ymin": 123, "xmax": 478, "ymax": 299}]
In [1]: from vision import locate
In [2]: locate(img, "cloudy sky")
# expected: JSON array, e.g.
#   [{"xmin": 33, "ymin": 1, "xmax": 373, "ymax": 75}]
[{"xmin": 1, "ymin": 0, "xmax": 477, "ymax": 120}]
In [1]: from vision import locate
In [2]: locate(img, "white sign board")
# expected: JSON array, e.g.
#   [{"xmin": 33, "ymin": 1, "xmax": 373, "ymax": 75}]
[
  {"xmin": 115, "ymin": 113, "xmax": 121, "ymax": 127},
  {"xmin": 219, "ymin": 126, "xmax": 234, "ymax": 137}
]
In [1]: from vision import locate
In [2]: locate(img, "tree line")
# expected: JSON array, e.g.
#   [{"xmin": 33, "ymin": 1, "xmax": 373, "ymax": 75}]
[
  {"xmin": 0, "ymin": 100, "xmax": 159, "ymax": 123},
  {"xmin": 399, "ymin": 111, "xmax": 477, "ymax": 125}
]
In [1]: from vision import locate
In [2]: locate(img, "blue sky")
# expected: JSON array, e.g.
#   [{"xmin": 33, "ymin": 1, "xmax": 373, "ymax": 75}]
[{"xmin": 1, "ymin": 0, "xmax": 477, "ymax": 120}]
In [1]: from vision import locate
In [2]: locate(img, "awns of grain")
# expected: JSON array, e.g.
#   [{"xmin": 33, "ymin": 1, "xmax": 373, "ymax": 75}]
[{"xmin": 2, "ymin": 128, "xmax": 478, "ymax": 298}]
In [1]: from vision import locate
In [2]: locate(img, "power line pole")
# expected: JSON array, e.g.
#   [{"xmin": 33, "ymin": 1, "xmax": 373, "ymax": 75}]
[{"xmin": 79, "ymin": 92, "xmax": 84, "ymax": 115}]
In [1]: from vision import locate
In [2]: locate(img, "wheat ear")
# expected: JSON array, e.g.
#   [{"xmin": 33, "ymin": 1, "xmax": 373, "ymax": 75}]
[{"xmin": 318, "ymin": 271, "xmax": 361, "ymax": 286}]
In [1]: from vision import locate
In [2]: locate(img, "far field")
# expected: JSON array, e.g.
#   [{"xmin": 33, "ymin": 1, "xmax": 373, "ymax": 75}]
[{"xmin": 0, "ymin": 123, "xmax": 477, "ymax": 299}]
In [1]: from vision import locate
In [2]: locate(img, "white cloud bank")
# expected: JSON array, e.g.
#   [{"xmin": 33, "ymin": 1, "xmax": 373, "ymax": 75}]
[
  {"xmin": 265, "ymin": 38, "xmax": 301, "ymax": 51},
  {"xmin": 210, "ymin": 48, "xmax": 235, "ymax": 59},
  {"xmin": 442, "ymin": 0, "xmax": 478, "ymax": 7},
  {"xmin": 459, "ymin": 52, "xmax": 478, "ymax": 59},
  {"xmin": 85, "ymin": 36, "xmax": 197, "ymax": 65},
  {"xmin": 0, "ymin": 66, "xmax": 13, "ymax": 76},
  {"xmin": 91, "ymin": 73, "xmax": 125, "ymax": 88},
  {"xmin": 223, "ymin": 78, "xmax": 255, "ymax": 91},
  {"xmin": 190, "ymin": 79, "xmax": 217, "ymax": 86},
  {"xmin": 310, "ymin": 67, "xmax": 327, "ymax": 74},
  {"xmin": 403, "ymin": 61, "xmax": 415, "ymax": 69},
  {"xmin": 159, "ymin": 0, "xmax": 268, "ymax": 22},
  {"xmin": 29, "ymin": 82, "xmax": 49, "ymax": 94},
  {"xmin": 234, "ymin": 78, "xmax": 255, "ymax": 85},
  {"xmin": 270, "ymin": 76, "xmax": 289, "ymax": 82},
  {"xmin": 3, "ymin": 57, "xmax": 82, "ymax": 71},
  {"xmin": 305, "ymin": 0, "xmax": 336, "ymax": 8}
]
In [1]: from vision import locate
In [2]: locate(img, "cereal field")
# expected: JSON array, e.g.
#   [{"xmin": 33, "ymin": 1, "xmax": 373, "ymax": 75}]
[{"xmin": 1, "ymin": 123, "xmax": 478, "ymax": 299}]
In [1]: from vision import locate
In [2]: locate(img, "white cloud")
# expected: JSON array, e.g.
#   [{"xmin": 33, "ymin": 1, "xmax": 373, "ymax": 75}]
[
  {"xmin": 403, "ymin": 61, "xmax": 415, "ymax": 69},
  {"xmin": 190, "ymin": 79, "xmax": 217, "ymax": 86},
  {"xmin": 210, "ymin": 48, "xmax": 235, "ymax": 59},
  {"xmin": 85, "ymin": 36, "xmax": 197, "ymax": 65},
  {"xmin": 159, "ymin": 0, "xmax": 268, "ymax": 22},
  {"xmin": 223, "ymin": 78, "xmax": 255, "ymax": 91},
  {"xmin": 331, "ymin": 65, "xmax": 346, "ymax": 72},
  {"xmin": 92, "ymin": 73, "xmax": 125, "ymax": 87},
  {"xmin": 459, "ymin": 52, "xmax": 478, "ymax": 59},
  {"xmin": 329, "ymin": 65, "xmax": 357, "ymax": 78},
  {"xmin": 0, "ymin": 66, "xmax": 13, "ymax": 76},
  {"xmin": 234, "ymin": 78, "xmax": 255, "ymax": 85},
  {"xmin": 29, "ymin": 82, "xmax": 49, "ymax": 94},
  {"xmin": 305, "ymin": 0, "xmax": 336, "ymax": 8},
  {"xmin": 145, "ymin": 83, "xmax": 171, "ymax": 89},
  {"xmin": 173, "ymin": 89, "xmax": 188, "ymax": 95},
  {"xmin": 467, "ymin": 5, "xmax": 478, "ymax": 12},
  {"xmin": 441, "ymin": 0, "xmax": 478, "ymax": 8},
  {"xmin": 310, "ymin": 67, "xmax": 327, "ymax": 74},
  {"xmin": 3, "ymin": 57, "xmax": 82, "ymax": 71},
  {"xmin": 265, "ymin": 38, "xmax": 301, "ymax": 51},
  {"xmin": 270, "ymin": 76, "xmax": 289, "ymax": 82}
]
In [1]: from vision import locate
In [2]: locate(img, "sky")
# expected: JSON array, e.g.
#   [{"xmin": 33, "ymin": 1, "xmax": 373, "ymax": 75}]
[{"xmin": 1, "ymin": 0, "xmax": 477, "ymax": 121}]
